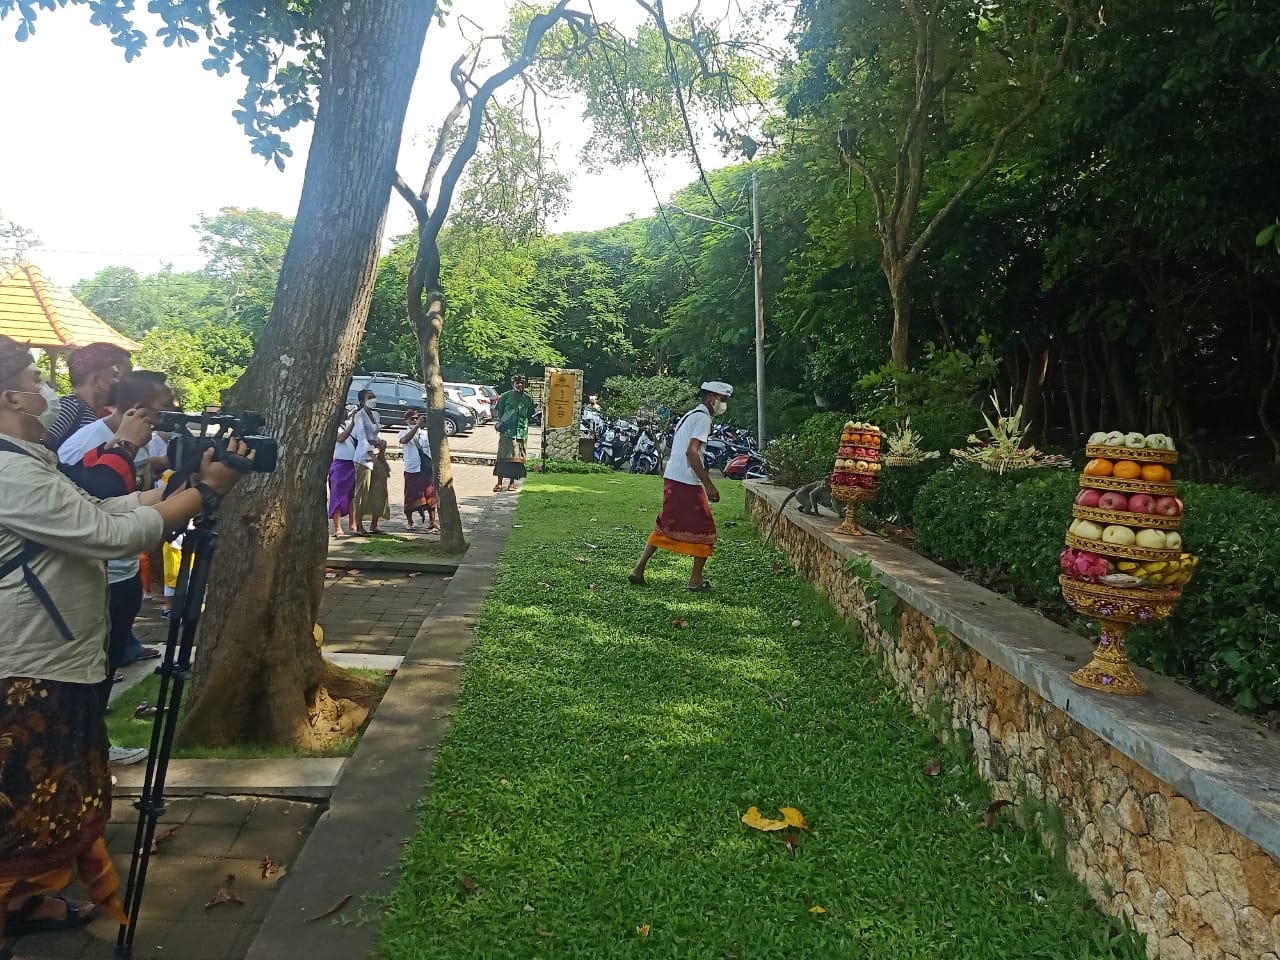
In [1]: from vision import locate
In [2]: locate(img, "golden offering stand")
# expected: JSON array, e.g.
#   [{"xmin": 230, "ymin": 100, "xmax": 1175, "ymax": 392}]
[
  {"xmin": 831, "ymin": 485, "xmax": 876, "ymax": 536},
  {"xmin": 1059, "ymin": 576, "xmax": 1182, "ymax": 696}
]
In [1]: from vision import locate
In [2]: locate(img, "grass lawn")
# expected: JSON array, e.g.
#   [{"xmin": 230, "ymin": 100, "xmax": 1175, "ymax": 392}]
[
  {"xmin": 378, "ymin": 474, "xmax": 1144, "ymax": 960},
  {"xmin": 108, "ymin": 668, "xmax": 391, "ymax": 759},
  {"xmin": 348, "ymin": 533, "xmax": 466, "ymax": 563}
]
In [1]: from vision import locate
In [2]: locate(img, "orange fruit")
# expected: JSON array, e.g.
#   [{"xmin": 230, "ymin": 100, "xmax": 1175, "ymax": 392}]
[
  {"xmin": 1112, "ymin": 460, "xmax": 1142, "ymax": 480},
  {"xmin": 1141, "ymin": 464, "xmax": 1171, "ymax": 482},
  {"xmin": 1084, "ymin": 458, "xmax": 1114, "ymax": 477}
]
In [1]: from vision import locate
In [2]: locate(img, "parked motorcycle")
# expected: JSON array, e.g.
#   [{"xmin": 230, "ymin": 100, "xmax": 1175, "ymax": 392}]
[
  {"xmin": 629, "ymin": 419, "xmax": 664, "ymax": 475},
  {"xmin": 724, "ymin": 449, "xmax": 767, "ymax": 481},
  {"xmin": 595, "ymin": 417, "xmax": 637, "ymax": 470}
]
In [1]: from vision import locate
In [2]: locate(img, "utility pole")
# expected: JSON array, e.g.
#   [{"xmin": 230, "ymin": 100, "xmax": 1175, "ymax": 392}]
[
  {"xmin": 668, "ymin": 171, "xmax": 767, "ymax": 443},
  {"xmin": 751, "ymin": 170, "xmax": 766, "ymax": 444}
]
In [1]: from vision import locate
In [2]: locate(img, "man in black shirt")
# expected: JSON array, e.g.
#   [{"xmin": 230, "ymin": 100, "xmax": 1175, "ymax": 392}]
[{"xmin": 44, "ymin": 341, "xmax": 131, "ymax": 453}]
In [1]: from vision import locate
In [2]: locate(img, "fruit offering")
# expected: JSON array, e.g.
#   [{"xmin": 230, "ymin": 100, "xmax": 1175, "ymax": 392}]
[
  {"xmin": 1060, "ymin": 429, "xmax": 1198, "ymax": 696},
  {"xmin": 831, "ymin": 421, "xmax": 881, "ymax": 491}
]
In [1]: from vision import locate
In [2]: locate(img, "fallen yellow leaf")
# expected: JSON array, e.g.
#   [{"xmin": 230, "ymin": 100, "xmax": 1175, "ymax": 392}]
[
  {"xmin": 780, "ymin": 807, "xmax": 809, "ymax": 830},
  {"xmin": 809, "ymin": 905, "xmax": 826, "ymax": 914},
  {"xmin": 741, "ymin": 806, "xmax": 789, "ymax": 832},
  {"xmin": 636, "ymin": 924, "xmax": 651, "ymax": 938}
]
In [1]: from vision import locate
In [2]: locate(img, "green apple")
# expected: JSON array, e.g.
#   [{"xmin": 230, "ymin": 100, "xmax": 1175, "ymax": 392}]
[
  {"xmin": 1075, "ymin": 520, "xmax": 1104, "ymax": 540},
  {"xmin": 1135, "ymin": 529, "xmax": 1167, "ymax": 549},
  {"xmin": 1102, "ymin": 525, "xmax": 1137, "ymax": 546}
]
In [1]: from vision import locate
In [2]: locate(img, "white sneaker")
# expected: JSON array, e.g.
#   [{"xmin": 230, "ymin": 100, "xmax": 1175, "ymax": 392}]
[{"xmin": 109, "ymin": 745, "xmax": 148, "ymax": 766}]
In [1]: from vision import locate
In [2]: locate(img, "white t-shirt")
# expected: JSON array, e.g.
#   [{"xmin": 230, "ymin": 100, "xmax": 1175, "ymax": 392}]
[
  {"xmin": 399, "ymin": 425, "xmax": 431, "ymax": 474},
  {"xmin": 333, "ymin": 422, "xmax": 357, "ymax": 462},
  {"xmin": 60, "ymin": 418, "xmax": 150, "ymax": 584},
  {"xmin": 663, "ymin": 404, "xmax": 712, "ymax": 487}
]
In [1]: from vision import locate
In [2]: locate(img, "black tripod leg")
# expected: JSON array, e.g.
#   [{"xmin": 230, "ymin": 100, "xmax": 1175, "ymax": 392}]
[{"xmin": 116, "ymin": 518, "xmax": 218, "ymax": 958}]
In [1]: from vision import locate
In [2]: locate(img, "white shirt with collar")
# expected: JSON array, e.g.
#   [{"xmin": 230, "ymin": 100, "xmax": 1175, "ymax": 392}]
[{"xmin": 664, "ymin": 404, "xmax": 712, "ymax": 487}]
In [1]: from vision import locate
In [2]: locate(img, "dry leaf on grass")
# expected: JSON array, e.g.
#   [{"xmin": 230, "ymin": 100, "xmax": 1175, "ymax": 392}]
[
  {"xmin": 741, "ymin": 806, "xmax": 809, "ymax": 832},
  {"xmin": 672, "ymin": 618, "xmax": 690, "ymax": 628},
  {"xmin": 205, "ymin": 874, "xmax": 246, "ymax": 909},
  {"xmin": 921, "ymin": 757, "xmax": 943, "ymax": 777},
  {"xmin": 636, "ymin": 924, "xmax": 651, "ymax": 938},
  {"xmin": 305, "ymin": 893, "xmax": 353, "ymax": 923},
  {"xmin": 584, "ymin": 542, "xmax": 599, "ymax": 550},
  {"xmin": 460, "ymin": 875, "xmax": 480, "ymax": 895},
  {"xmin": 808, "ymin": 905, "xmax": 826, "ymax": 914},
  {"xmin": 978, "ymin": 799, "xmax": 1013, "ymax": 829},
  {"xmin": 771, "ymin": 563, "xmax": 786, "ymax": 574},
  {"xmin": 574, "ymin": 556, "xmax": 588, "ymax": 564},
  {"xmin": 781, "ymin": 832, "xmax": 802, "ymax": 858},
  {"xmin": 538, "ymin": 581, "xmax": 554, "ymax": 589}
]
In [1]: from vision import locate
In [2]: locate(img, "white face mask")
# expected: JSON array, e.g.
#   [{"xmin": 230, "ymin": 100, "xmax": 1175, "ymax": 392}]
[
  {"xmin": 363, "ymin": 398, "xmax": 377, "ymax": 410},
  {"xmin": 13, "ymin": 382, "xmax": 61, "ymax": 431},
  {"xmin": 711, "ymin": 398, "xmax": 728, "ymax": 417}
]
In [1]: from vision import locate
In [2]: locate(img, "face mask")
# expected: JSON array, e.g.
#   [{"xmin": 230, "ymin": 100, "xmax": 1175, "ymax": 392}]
[
  {"xmin": 14, "ymin": 383, "xmax": 61, "ymax": 430},
  {"xmin": 363, "ymin": 398, "xmax": 377, "ymax": 410},
  {"xmin": 711, "ymin": 399, "xmax": 728, "ymax": 416}
]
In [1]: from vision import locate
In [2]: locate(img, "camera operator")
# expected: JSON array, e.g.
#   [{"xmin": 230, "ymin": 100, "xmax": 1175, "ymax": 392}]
[
  {"xmin": 59, "ymin": 371, "xmax": 177, "ymax": 765},
  {"xmin": 0, "ymin": 336, "xmax": 249, "ymax": 957}
]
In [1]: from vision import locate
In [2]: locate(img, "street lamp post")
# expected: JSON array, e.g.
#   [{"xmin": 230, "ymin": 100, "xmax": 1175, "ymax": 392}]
[{"xmin": 670, "ymin": 173, "xmax": 767, "ymax": 443}]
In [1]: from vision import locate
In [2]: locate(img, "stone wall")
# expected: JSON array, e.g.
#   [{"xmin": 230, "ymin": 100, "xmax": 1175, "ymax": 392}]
[{"xmin": 746, "ymin": 484, "xmax": 1280, "ymax": 960}]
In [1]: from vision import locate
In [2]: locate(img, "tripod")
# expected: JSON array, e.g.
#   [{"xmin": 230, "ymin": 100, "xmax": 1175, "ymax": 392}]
[{"xmin": 114, "ymin": 509, "xmax": 219, "ymax": 959}]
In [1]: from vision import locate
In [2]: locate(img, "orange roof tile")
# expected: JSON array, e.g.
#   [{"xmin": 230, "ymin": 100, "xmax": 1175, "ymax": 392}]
[{"xmin": 0, "ymin": 262, "xmax": 139, "ymax": 352}]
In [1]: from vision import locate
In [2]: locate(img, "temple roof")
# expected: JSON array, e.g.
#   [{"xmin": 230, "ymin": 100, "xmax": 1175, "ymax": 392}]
[{"xmin": 0, "ymin": 261, "xmax": 140, "ymax": 351}]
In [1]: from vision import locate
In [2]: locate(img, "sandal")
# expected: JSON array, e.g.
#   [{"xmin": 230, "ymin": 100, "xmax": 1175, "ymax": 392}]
[
  {"xmin": 4, "ymin": 895, "xmax": 96, "ymax": 937},
  {"xmin": 493, "ymin": 483, "xmax": 503, "ymax": 493},
  {"xmin": 686, "ymin": 581, "xmax": 713, "ymax": 593}
]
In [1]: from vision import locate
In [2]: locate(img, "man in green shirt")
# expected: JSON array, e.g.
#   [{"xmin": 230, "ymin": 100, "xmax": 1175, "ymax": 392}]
[{"xmin": 493, "ymin": 375, "xmax": 535, "ymax": 492}]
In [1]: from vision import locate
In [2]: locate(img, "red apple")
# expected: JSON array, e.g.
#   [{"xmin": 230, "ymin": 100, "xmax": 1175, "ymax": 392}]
[
  {"xmin": 1152, "ymin": 496, "xmax": 1183, "ymax": 517},
  {"xmin": 1098, "ymin": 492, "xmax": 1130, "ymax": 512},
  {"xmin": 1075, "ymin": 489, "xmax": 1103, "ymax": 508},
  {"xmin": 1127, "ymin": 493, "xmax": 1156, "ymax": 515}
]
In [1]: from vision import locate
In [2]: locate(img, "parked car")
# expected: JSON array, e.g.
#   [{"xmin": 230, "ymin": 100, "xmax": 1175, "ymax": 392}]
[
  {"xmin": 348, "ymin": 372, "xmax": 476, "ymax": 436},
  {"xmin": 444, "ymin": 382, "xmax": 493, "ymax": 422}
]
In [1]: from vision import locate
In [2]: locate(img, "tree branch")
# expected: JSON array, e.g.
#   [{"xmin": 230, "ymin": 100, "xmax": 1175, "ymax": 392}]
[{"xmin": 902, "ymin": 3, "xmax": 1079, "ymax": 272}]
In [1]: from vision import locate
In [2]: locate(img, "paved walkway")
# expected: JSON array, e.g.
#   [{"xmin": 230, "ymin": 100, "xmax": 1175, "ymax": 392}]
[{"xmin": 14, "ymin": 460, "xmax": 510, "ymax": 960}]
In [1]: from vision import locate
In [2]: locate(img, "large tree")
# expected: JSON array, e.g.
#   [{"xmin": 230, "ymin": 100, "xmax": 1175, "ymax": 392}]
[
  {"xmin": 785, "ymin": 0, "xmax": 1089, "ymax": 367},
  {"xmin": 5, "ymin": 0, "xmax": 437, "ymax": 746}
]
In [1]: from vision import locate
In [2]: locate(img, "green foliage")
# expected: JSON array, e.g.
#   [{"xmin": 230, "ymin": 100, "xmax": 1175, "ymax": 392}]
[
  {"xmin": 538, "ymin": 459, "xmax": 614, "ymax": 474},
  {"xmin": 599, "ymin": 374, "xmax": 696, "ymax": 419},
  {"xmin": 763, "ymin": 411, "xmax": 852, "ymax": 488},
  {"xmin": 912, "ymin": 468, "xmax": 1280, "ymax": 713}
]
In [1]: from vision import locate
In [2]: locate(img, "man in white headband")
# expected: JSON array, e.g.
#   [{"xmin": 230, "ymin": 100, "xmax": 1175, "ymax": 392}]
[{"xmin": 629, "ymin": 381, "xmax": 733, "ymax": 592}]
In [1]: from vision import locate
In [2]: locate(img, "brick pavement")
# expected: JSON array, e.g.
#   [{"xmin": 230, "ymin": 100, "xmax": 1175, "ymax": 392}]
[{"xmin": 16, "ymin": 796, "xmax": 320, "ymax": 960}]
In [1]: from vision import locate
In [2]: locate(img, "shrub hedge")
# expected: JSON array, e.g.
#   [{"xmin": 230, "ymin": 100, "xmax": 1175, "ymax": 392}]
[{"xmin": 911, "ymin": 467, "xmax": 1280, "ymax": 713}]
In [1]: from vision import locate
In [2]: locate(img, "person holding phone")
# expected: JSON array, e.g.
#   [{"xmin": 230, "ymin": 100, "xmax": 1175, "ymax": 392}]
[{"xmin": 328, "ymin": 405, "xmax": 358, "ymax": 539}]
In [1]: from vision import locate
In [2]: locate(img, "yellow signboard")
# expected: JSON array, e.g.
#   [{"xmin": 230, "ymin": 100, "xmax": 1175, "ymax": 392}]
[{"xmin": 545, "ymin": 370, "xmax": 578, "ymax": 429}]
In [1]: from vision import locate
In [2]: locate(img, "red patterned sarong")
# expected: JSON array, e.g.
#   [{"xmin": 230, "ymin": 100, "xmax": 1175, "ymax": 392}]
[{"xmin": 647, "ymin": 479, "xmax": 716, "ymax": 558}]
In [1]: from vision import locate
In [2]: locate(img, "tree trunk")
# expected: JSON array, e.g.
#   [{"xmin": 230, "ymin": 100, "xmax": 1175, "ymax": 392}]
[
  {"xmin": 1020, "ymin": 340, "xmax": 1051, "ymax": 444},
  {"xmin": 179, "ymin": 0, "xmax": 434, "ymax": 748},
  {"xmin": 1060, "ymin": 348, "xmax": 1082, "ymax": 442},
  {"xmin": 887, "ymin": 267, "xmax": 912, "ymax": 367},
  {"xmin": 410, "ymin": 251, "xmax": 466, "ymax": 553},
  {"xmin": 1105, "ymin": 344, "xmax": 1142, "ymax": 428},
  {"xmin": 1260, "ymin": 310, "xmax": 1280, "ymax": 465}
]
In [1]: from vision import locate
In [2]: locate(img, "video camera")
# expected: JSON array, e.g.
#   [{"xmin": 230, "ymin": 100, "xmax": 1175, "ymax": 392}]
[{"xmin": 158, "ymin": 407, "xmax": 279, "ymax": 477}]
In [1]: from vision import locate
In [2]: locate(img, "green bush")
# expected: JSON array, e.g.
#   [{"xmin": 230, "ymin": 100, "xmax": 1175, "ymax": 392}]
[
  {"xmin": 867, "ymin": 400, "xmax": 983, "ymax": 528},
  {"xmin": 539, "ymin": 459, "xmax": 615, "ymax": 474},
  {"xmin": 913, "ymin": 467, "xmax": 1020, "ymax": 570},
  {"xmin": 599, "ymin": 375, "xmax": 697, "ymax": 420},
  {"xmin": 763, "ymin": 411, "xmax": 854, "ymax": 488},
  {"xmin": 911, "ymin": 467, "xmax": 1280, "ymax": 714}
]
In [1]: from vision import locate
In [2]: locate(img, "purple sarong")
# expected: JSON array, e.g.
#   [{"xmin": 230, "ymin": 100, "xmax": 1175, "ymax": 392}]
[{"xmin": 328, "ymin": 459, "xmax": 357, "ymax": 516}]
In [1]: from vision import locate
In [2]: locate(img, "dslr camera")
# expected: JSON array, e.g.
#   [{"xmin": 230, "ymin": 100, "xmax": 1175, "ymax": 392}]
[{"xmin": 158, "ymin": 408, "xmax": 279, "ymax": 477}]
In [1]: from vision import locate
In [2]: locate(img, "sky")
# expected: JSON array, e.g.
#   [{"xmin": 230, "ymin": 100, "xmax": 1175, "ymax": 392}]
[{"xmin": 0, "ymin": 0, "xmax": 756, "ymax": 287}]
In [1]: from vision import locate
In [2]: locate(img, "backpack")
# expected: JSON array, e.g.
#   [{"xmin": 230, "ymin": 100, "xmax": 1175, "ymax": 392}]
[{"xmin": 0, "ymin": 437, "xmax": 77, "ymax": 642}]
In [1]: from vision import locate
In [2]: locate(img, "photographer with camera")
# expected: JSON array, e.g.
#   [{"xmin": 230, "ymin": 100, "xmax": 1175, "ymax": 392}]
[{"xmin": 0, "ymin": 336, "xmax": 250, "ymax": 960}]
